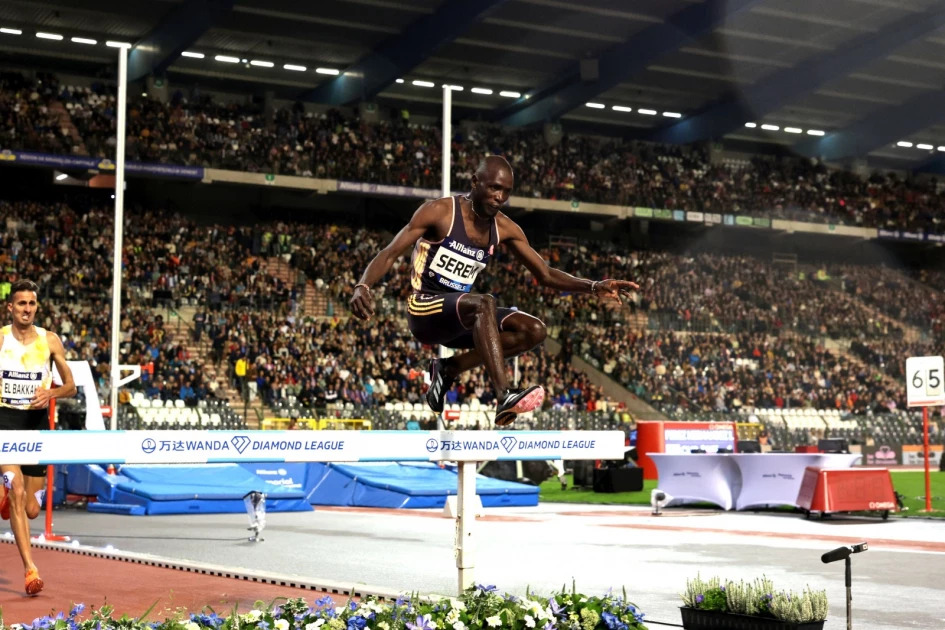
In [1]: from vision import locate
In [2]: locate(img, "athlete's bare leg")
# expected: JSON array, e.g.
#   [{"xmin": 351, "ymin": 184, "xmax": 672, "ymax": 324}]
[
  {"xmin": 2, "ymin": 466, "xmax": 38, "ymax": 575},
  {"xmin": 444, "ymin": 297, "xmax": 546, "ymax": 393}
]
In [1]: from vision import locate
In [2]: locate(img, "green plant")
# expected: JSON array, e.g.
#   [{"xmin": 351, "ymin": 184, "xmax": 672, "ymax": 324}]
[{"xmin": 682, "ymin": 575, "xmax": 827, "ymax": 623}]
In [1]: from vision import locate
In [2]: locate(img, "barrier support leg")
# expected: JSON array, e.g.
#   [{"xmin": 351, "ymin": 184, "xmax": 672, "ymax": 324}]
[
  {"xmin": 455, "ymin": 460, "xmax": 477, "ymax": 595},
  {"xmin": 39, "ymin": 399, "xmax": 70, "ymax": 542}
]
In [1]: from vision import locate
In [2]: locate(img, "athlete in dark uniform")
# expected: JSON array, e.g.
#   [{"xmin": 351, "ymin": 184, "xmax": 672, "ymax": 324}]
[
  {"xmin": 0, "ymin": 280, "xmax": 76, "ymax": 595},
  {"xmin": 350, "ymin": 155, "xmax": 637, "ymax": 426}
]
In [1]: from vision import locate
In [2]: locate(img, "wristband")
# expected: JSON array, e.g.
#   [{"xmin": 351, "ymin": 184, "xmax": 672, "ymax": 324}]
[
  {"xmin": 590, "ymin": 280, "xmax": 601, "ymax": 295},
  {"xmin": 355, "ymin": 283, "xmax": 372, "ymax": 293}
]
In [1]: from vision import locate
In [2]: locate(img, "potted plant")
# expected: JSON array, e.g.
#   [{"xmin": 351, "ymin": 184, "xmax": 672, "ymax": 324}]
[{"xmin": 680, "ymin": 575, "xmax": 827, "ymax": 630}]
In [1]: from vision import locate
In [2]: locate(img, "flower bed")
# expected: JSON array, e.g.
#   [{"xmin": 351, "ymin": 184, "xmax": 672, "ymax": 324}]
[{"xmin": 7, "ymin": 584, "xmax": 648, "ymax": 630}]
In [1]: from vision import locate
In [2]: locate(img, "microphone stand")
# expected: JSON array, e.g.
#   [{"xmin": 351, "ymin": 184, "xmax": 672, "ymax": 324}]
[{"xmin": 845, "ymin": 556, "xmax": 852, "ymax": 630}]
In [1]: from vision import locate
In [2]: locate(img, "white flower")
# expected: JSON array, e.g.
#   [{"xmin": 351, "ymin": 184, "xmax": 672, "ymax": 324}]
[
  {"xmin": 376, "ymin": 623, "xmax": 390, "ymax": 630},
  {"xmin": 304, "ymin": 621, "xmax": 325, "ymax": 630},
  {"xmin": 524, "ymin": 615, "xmax": 536, "ymax": 628},
  {"xmin": 274, "ymin": 620, "xmax": 290, "ymax": 630},
  {"xmin": 450, "ymin": 601, "xmax": 467, "ymax": 611},
  {"xmin": 244, "ymin": 610, "xmax": 263, "ymax": 622},
  {"xmin": 184, "ymin": 622, "xmax": 200, "ymax": 630},
  {"xmin": 452, "ymin": 622, "xmax": 466, "ymax": 630},
  {"xmin": 486, "ymin": 615, "xmax": 502, "ymax": 627}
]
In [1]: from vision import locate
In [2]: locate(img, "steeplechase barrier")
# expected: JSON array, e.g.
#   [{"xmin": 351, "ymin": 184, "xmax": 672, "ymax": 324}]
[{"xmin": 1, "ymin": 429, "xmax": 624, "ymax": 593}]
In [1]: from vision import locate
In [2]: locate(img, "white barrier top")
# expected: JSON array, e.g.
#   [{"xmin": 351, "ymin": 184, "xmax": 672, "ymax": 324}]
[{"xmin": 0, "ymin": 430, "xmax": 624, "ymax": 465}]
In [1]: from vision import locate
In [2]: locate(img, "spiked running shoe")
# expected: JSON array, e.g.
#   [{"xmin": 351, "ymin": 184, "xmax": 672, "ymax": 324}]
[
  {"xmin": 495, "ymin": 386, "xmax": 545, "ymax": 427},
  {"xmin": 25, "ymin": 568, "xmax": 43, "ymax": 595},
  {"xmin": 0, "ymin": 486, "xmax": 8, "ymax": 521},
  {"xmin": 425, "ymin": 358, "xmax": 456, "ymax": 414}
]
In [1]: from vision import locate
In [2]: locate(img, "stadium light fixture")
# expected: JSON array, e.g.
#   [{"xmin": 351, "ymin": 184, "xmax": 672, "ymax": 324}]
[
  {"xmin": 938, "ymin": 146, "xmax": 945, "ymax": 152},
  {"xmin": 638, "ymin": 108, "xmax": 657, "ymax": 115},
  {"xmin": 612, "ymin": 105, "xmax": 632, "ymax": 112},
  {"xmin": 215, "ymin": 55, "xmax": 240, "ymax": 63},
  {"xmin": 181, "ymin": 51, "xmax": 204, "ymax": 58},
  {"xmin": 917, "ymin": 143, "xmax": 934, "ymax": 150},
  {"xmin": 36, "ymin": 32, "xmax": 64, "ymax": 40},
  {"xmin": 662, "ymin": 111, "xmax": 682, "ymax": 118},
  {"xmin": 784, "ymin": 127, "xmax": 803, "ymax": 134},
  {"xmin": 250, "ymin": 60, "xmax": 274, "ymax": 68},
  {"xmin": 283, "ymin": 64, "xmax": 306, "ymax": 71},
  {"xmin": 395, "ymin": 78, "xmax": 404, "ymax": 84},
  {"xmin": 71, "ymin": 37, "xmax": 97, "ymax": 45},
  {"xmin": 896, "ymin": 141, "xmax": 913, "ymax": 148},
  {"xmin": 499, "ymin": 90, "xmax": 521, "ymax": 98},
  {"xmin": 412, "ymin": 80, "xmax": 435, "ymax": 87},
  {"xmin": 316, "ymin": 67, "xmax": 340, "ymax": 75},
  {"xmin": 744, "ymin": 122, "xmax": 757, "ymax": 128},
  {"xmin": 806, "ymin": 129, "xmax": 825, "ymax": 136},
  {"xmin": 760, "ymin": 124, "xmax": 779, "ymax": 131},
  {"xmin": 585, "ymin": 102, "xmax": 605, "ymax": 109},
  {"xmin": 442, "ymin": 84, "xmax": 464, "ymax": 91},
  {"xmin": 55, "ymin": 173, "xmax": 68, "ymax": 181},
  {"xmin": 0, "ymin": 28, "xmax": 22, "ymax": 35},
  {"xmin": 106, "ymin": 41, "xmax": 132, "ymax": 48},
  {"xmin": 471, "ymin": 87, "xmax": 494, "ymax": 95}
]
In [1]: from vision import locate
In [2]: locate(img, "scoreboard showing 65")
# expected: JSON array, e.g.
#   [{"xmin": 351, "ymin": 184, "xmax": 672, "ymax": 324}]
[{"xmin": 906, "ymin": 356, "xmax": 945, "ymax": 408}]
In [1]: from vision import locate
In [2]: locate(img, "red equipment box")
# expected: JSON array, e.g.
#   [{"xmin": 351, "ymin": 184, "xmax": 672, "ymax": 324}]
[{"xmin": 796, "ymin": 466, "xmax": 898, "ymax": 518}]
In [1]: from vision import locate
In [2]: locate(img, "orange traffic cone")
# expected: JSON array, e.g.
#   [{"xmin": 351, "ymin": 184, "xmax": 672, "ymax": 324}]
[{"xmin": 106, "ymin": 464, "xmax": 117, "ymax": 476}]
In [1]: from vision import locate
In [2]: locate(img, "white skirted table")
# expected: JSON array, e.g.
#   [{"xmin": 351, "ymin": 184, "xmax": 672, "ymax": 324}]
[{"xmin": 649, "ymin": 453, "xmax": 862, "ymax": 511}]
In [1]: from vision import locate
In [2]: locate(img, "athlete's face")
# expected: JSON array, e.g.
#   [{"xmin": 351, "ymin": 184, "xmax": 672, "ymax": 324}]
[
  {"xmin": 8, "ymin": 290, "xmax": 38, "ymax": 327},
  {"xmin": 471, "ymin": 167, "xmax": 514, "ymax": 218}
]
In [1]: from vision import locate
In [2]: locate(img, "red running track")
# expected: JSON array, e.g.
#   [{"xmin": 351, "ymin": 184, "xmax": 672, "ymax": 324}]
[{"xmin": 0, "ymin": 543, "xmax": 351, "ymax": 625}]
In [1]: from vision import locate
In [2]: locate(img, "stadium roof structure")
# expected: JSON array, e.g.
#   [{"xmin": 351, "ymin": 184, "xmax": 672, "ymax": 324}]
[{"xmin": 4, "ymin": 0, "xmax": 945, "ymax": 173}]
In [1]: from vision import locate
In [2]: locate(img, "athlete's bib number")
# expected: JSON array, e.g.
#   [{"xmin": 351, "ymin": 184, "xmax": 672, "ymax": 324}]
[{"xmin": 1, "ymin": 370, "xmax": 43, "ymax": 405}]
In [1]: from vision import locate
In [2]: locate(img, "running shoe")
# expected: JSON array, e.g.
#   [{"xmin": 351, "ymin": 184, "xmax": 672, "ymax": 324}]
[
  {"xmin": 425, "ymin": 358, "xmax": 455, "ymax": 414},
  {"xmin": 0, "ymin": 486, "xmax": 8, "ymax": 521},
  {"xmin": 495, "ymin": 386, "xmax": 545, "ymax": 427},
  {"xmin": 25, "ymin": 567, "xmax": 43, "ymax": 595}
]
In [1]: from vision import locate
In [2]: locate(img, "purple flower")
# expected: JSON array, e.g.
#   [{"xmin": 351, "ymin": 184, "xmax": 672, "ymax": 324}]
[
  {"xmin": 406, "ymin": 614, "xmax": 436, "ymax": 630},
  {"xmin": 346, "ymin": 617, "xmax": 367, "ymax": 630},
  {"xmin": 696, "ymin": 594, "xmax": 704, "ymax": 604},
  {"xmin": 548, "ymin": 597, "xmax": 564, "ymax": 617},
  {"xmin": 477, "ymin": 584, "xmax": 498, "ymax": 593}
]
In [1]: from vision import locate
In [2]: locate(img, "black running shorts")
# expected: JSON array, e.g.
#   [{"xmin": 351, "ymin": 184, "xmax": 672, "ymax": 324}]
[{"xmin": 406, "ymin": 292, "xmax": 521, "ymax": 349}]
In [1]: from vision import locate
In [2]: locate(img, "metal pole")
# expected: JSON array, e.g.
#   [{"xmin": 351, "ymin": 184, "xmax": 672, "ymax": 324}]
[
  {"xmin": 109, "ymin": 46, "xmax": 128, "ymax": 431},
  {"xmin": 438, "ymin": 84, "xmax": 453, "ymax": 432},
  {"xmin": 442, "ymin": 84, "xmax": 451, "ymax": 199},
  {"xmin": 845, "ymin": 556, "xmax": 852, "ymax": 630},
  {"xmin": 923, "ymin": 406, "xmax": 931, "ymax": 512}
]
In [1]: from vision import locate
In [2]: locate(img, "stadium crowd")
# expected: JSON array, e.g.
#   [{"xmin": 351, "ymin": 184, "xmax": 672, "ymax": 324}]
[
  {"xmin": 0, "ymin": 192, "xmax": 941, "ymax": 419},
  {"xmin": 2, "ymin": 71, "xmax": 942, "ymax": 233}
]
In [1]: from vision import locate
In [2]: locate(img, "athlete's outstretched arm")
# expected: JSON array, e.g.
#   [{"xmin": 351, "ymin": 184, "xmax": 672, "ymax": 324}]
[
  {"xmin": 499, "ymin": 214, "xmax": 638, "ymax": 301},
  {"xmin": 350, "ymin": 198, "xmax": 449, "ymax": 320}
]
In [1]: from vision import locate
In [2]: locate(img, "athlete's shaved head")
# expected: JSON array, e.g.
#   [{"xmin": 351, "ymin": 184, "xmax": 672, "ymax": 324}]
[
  {"xmin": 476, "ymin": 155, "xmax": 514, "ymax": 180},
  {"xmin": 470, "ymin": 155, "xmax": 514, "ymax": 219}
]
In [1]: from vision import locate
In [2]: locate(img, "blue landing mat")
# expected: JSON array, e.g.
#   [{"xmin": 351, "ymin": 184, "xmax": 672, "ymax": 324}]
[
  {"xmin": 65, "ymin": 464, "xmax": 312, "ymax": 515},
  {"xmin": 305, "ymin": 462, "xmax": 539, "ymax": 509}
]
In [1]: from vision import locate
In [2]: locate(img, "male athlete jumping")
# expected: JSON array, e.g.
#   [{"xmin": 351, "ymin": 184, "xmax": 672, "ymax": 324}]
[{"xmin": 350, "ymin": 155, "xmax": 637, "ymax": 426}]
